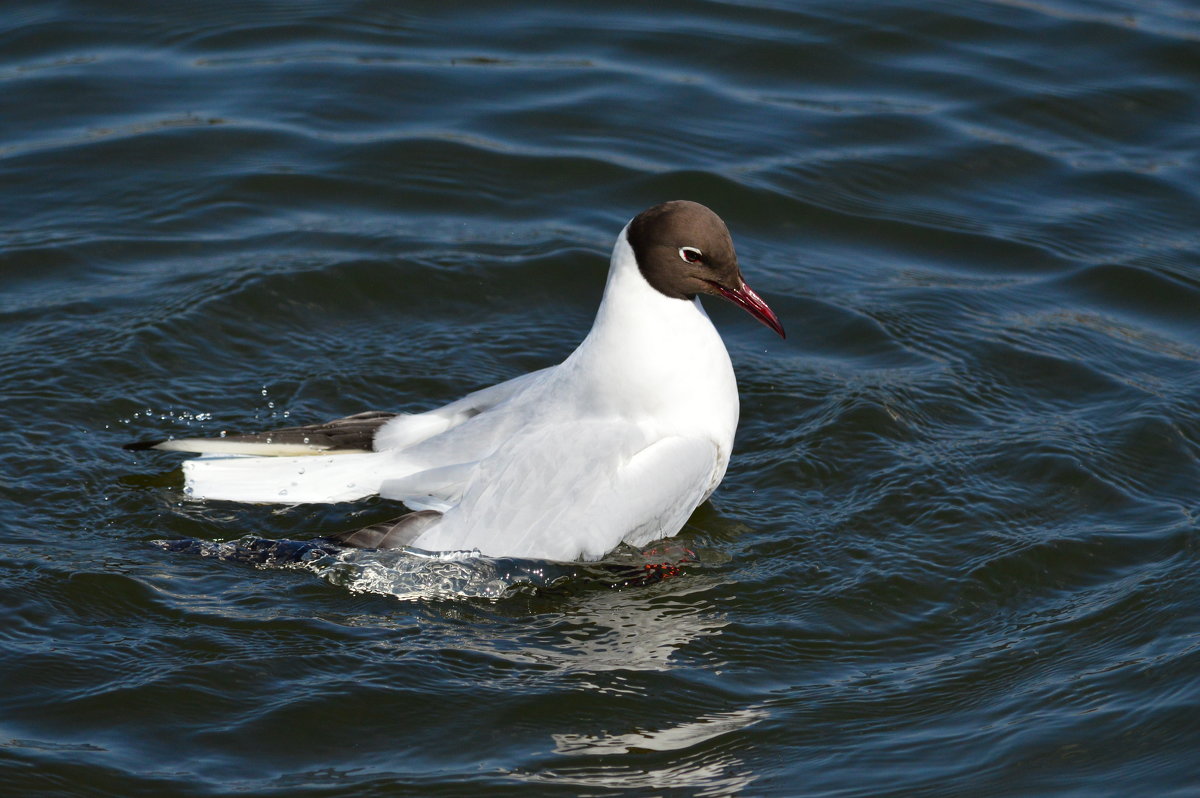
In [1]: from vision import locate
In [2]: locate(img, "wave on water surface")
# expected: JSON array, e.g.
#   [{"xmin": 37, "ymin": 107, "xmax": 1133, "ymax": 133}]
[{"xmin": 3, "ymin": 0, "xmax": 1200, "ymax": 794}]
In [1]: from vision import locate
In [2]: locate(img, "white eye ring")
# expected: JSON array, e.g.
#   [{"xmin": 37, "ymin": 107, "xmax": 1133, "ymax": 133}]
[{"xmin": 679, "ymin": 246, "xmax": 703, "ymax": 263}]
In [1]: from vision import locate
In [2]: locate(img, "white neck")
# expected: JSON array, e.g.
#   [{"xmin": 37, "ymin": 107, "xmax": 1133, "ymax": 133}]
[{"xmin": 562, "ymin": 224, "xmax": 739, "ymax": 443}]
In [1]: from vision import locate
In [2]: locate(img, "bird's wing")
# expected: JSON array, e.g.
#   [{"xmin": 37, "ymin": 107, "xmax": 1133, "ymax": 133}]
[
  {"xmin": 408, "ymin": 422, "xmax": 721, "ymax": 561},
  {"xmin": 173, "ymin": 369, "xmax": 559, "ymax": 504},
  {"xmin": 377, "ymin": 461, "xmax": 481, "ymax": 512},
  {"xmin": 126, "ymin": 366, "xmax": 556, "ymax": 457},
  {"xmin": 125, "ymin": 411, "xmax": 397, "ymax": 456},
  {"xmin": 372, "ymin": 366, "xmax": 554, "ymax": 450}
]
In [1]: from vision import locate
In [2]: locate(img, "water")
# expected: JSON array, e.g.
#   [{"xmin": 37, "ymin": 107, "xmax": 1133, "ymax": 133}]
[{"xmin": 2, "ymin": 1, "xmax": 1199, "ymax": 794}]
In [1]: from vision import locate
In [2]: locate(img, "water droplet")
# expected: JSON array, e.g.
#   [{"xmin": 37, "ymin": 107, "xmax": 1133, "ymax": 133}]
[
  {"xmin": 268, "ymin": 401, "xmax": 275, "ymax": 409},
  {"xmin": 278, "ymin": 489, "xmax": 288, "ymax": 496},
  {"xmin": 219, "ymin": 430, "xmax": 227, "ymax": 438},
  {"xmin": 261, "ymin": 388, "xmax": 268, "ymax": 396},
  {"xmin": 298, "ymin": 467, "xmax": 305, "ymax": 474},
  {"xmin": 184, "ymin": 486, "xmax": 194, "ymax": 496},
  {"xmin": 302, "ymin": 437, "xmax": 310, "ymax": 444}
]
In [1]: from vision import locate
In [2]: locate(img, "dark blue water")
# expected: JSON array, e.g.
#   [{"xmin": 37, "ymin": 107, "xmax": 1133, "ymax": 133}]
[{"xmin": 3, "ymin": 1, "xmax": 1199, "ymax": 795}]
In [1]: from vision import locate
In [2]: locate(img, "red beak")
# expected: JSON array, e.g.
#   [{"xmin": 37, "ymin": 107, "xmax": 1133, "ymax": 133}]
[{"xmin": 710, "ymin": 280, "xmax": 786, "ymax": 339}]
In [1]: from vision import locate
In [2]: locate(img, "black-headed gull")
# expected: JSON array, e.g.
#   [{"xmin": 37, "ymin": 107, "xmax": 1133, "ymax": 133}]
[{"xmin": 128, "ymin": 201, "xmax": 784, "ymax": 561}]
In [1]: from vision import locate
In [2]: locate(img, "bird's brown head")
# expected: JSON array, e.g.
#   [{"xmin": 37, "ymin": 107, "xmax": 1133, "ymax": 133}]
[{"xmin": 626, "ymin": 200, "xmax": 785, "ymax": 338}]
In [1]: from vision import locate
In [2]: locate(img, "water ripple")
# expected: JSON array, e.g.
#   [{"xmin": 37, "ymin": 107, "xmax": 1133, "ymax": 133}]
[{"xmin": 2, "ymin": 0, "xmax": 1199, "ymax": 795}]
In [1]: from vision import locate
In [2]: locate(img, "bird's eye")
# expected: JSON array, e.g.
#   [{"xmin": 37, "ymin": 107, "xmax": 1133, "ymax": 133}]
[{"xmin": 679, "ymin": 247, "xmax": 703, "ymax": 263}]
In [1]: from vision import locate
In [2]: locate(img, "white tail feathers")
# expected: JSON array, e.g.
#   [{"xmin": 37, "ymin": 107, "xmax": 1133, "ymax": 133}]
[
  {"xmin": 183, "ymin": 452, "xmax": 387, "ymax": 503},
  {"xmin": 153, "ymin": 438, "xmax": 367, "ymax": 456}
]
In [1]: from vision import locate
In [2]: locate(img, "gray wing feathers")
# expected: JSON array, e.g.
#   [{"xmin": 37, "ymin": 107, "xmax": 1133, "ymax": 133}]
[
  {"xmin": 126, "ymin": 411, "xmax": 397, "ymax": 455},
  {"xmin": 407, "ymin": 428, "xmax": 718, "ymax": 561},
  {"xmin": 328, "ymin": 510, "xmax": 443, "ymax": 549}
]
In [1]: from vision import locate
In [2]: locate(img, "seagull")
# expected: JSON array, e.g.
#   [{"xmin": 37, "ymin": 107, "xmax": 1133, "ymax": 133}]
[{"xmin": 127, "ymin": 201, "xmax": 785, "ymax": 562}]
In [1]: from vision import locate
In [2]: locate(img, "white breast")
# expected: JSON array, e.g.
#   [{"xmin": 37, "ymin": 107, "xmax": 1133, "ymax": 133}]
[{"xmin": 560, "ymin": 228, "xmax": 740, "ymax": 449}]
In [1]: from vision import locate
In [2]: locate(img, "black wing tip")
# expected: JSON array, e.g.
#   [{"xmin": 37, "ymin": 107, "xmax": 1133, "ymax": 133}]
[{"xmin": 123, "ymin": 439, "xmax": 167, "ymax": 451}]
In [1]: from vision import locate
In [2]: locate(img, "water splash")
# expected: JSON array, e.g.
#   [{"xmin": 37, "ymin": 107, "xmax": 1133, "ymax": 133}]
[{"xmin": 152, "ymin": 536, "xmax": 697, "ymax": 600}]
